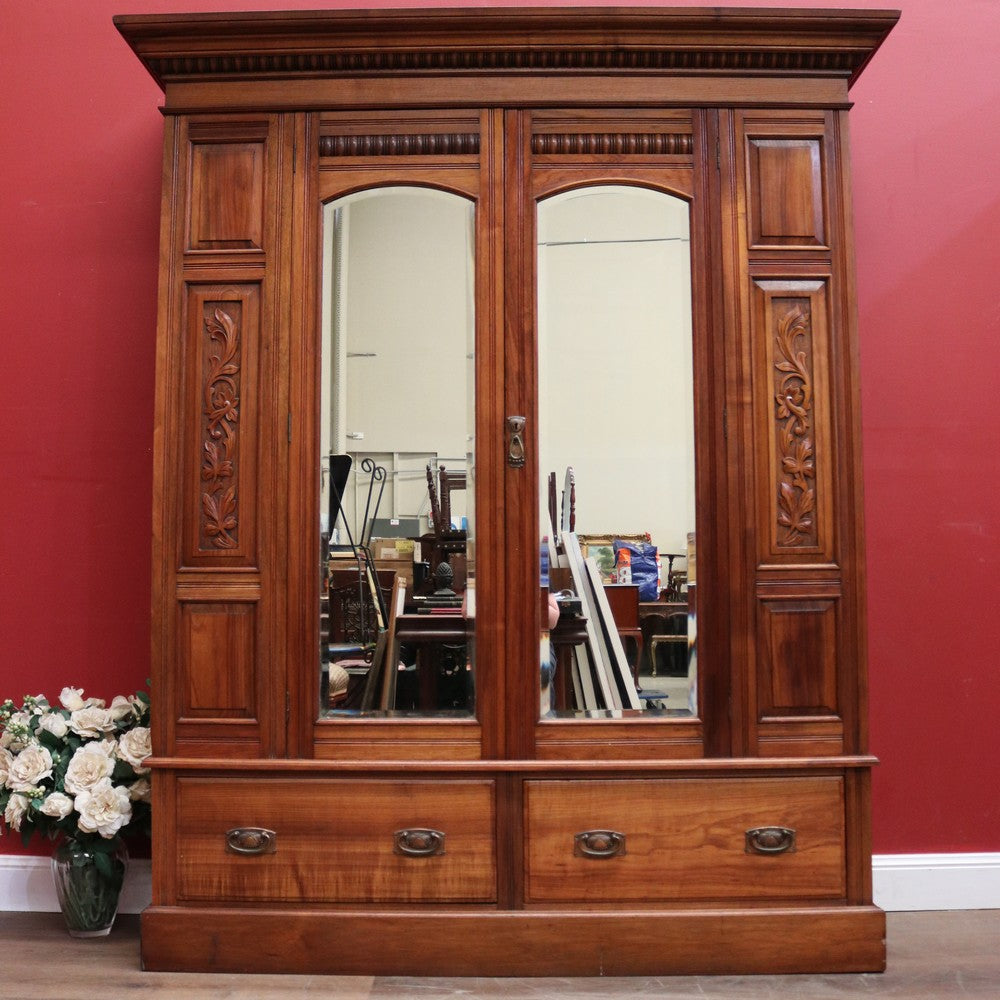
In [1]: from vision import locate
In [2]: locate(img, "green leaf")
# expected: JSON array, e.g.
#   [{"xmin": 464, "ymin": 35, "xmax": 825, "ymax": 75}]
[
  {"xmin": 94, "ymin": 850, "xmax": 114, "ymax": 879},
  {"xmin": 37, "ymin": 728, "xmax": 62, "ymax": 751},
  {"xmin": 112, "ymin": 760, "xmax": 134, "ymax": 782}
]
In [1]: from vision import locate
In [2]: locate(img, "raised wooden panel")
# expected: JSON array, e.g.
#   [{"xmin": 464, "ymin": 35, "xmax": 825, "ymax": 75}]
[
  {"xmin": 758, "ymin": 598, "xmax": 838, "ymax": 717},
  {"xmin": 752, "ymin": 279, "xmax": 833, "ymax": 561},
  {"xmin": 747, "ymin": 136, "xmax": 826, "ymax": 250},
  {"xmin": 525, "ymin": 776, "xmax": 845, "ymax": 903},
  {"xmin": 183, "ymin": 284, "xmax": 259, "ymax": 566},
  {"xmin": 188, "ymin": 128, "xmax": 267, "ymax": 250},
  {"xmin": 175, "ymin": 778, "xmax": 496, "ymax": 903},
  {"xmin": 179, "ymin": 600, "xmax": 256, "ymax": 718}
]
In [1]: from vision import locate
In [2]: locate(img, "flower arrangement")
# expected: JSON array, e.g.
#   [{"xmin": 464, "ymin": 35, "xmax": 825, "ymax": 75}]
[{"xmin": 0, "ymin": 687, "xmax": 151, "ymax": 851}]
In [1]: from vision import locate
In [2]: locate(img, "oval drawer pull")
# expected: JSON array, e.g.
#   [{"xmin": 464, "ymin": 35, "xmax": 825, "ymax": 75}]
[
  {"xmin": 225, "ymin": 827, "xmax": 277, "ymax": 856},
  {"xmin": 394, "ymin": 828, "xmax": 446, "ymax": 857},
  {"xmin": 574, "ymin": 830, "xmax": 626, "ymax": 859},
  {"xmin": 745, "ymin": 826, "xmax": 796, "ymax": 855}
]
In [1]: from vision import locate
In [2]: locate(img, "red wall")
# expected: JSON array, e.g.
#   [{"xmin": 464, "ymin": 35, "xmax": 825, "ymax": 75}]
[{"xmin": 2, "ymin": 0, "xmax": 998, "ymax": 857}]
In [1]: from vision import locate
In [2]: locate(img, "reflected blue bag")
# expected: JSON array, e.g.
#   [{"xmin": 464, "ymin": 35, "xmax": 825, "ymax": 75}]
[{"xmin": 613, "ymin": 540, "xmax": 659, "ymax": 601}]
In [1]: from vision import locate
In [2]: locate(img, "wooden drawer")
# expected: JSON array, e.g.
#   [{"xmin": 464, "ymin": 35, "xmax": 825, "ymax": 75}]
[
  {"xmin": 524, "ymin": 776, "xmax": 845, "ymax": 903},
  {"xmin": 176, "ymin": 777, "xmax": 496, "ymax": 903}
]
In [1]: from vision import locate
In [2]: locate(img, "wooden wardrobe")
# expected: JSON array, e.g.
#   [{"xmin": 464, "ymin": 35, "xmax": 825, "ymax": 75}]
[{"xmin": 116, "ymin": 6, "xmax": 898, "ymax": 975}]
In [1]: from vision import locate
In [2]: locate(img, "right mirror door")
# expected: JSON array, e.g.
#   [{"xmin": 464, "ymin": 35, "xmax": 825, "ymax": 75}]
[{"xmin": 537, "ymin": 185, "xmax": 697, "ymax": 719}]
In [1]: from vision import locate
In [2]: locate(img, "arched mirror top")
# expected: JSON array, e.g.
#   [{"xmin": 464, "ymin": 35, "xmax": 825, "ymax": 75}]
[{"xmin": 320, "ymin": 181, "xmax": 479, "ymax": 208}]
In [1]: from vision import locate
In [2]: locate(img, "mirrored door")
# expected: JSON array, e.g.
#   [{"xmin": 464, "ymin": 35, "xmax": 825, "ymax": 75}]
[
  {"xmin": 319, "ymin": 186, "xmax": 477, "ymax": 718},
  {"xmin": 537, "ymin": 184, "xmax": 697, "ymax": 720}
]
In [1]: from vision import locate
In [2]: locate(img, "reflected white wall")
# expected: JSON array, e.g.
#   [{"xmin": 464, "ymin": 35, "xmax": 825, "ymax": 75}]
[{"xmin": 537, "ymin": 186, "xmax": 695, "ymax": 558}]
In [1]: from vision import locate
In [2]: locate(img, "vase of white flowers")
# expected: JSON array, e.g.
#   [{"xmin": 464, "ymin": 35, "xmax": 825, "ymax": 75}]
[
  {"xmin": 50, "ymin": 834, "xmax": 130, "ymax": 937},
  {"xmin": 0, "ymin": 687, "xmax": 151, "ymax": 937}
]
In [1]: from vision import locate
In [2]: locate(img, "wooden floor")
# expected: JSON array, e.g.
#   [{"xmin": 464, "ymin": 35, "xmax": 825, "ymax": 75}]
[{"xmin": 0, "ymin": 910, "xmax": 997, "ymax": 998}]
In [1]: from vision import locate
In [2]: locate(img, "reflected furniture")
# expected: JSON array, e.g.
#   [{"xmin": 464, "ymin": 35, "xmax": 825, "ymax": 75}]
[
  {"xmin": 603, "ymin": 583, "xmax": 644, "ymax": 681},
  {"xmin": 424, "ymin": 463, "xmax": 468, "ymax": 587},
  {"xmin": 118, "ymin": 6, "xmax": 896, "ymax": 977},
  {"xmin": 639, "ymin": 602, "xmax": 689, "ymax": 676},
  {"xmin": 394, "ymin": 610, "xmax": 474, "ymax": 712}
]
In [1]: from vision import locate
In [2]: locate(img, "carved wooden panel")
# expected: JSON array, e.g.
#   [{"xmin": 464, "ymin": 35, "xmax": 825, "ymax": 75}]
[
  {"xmin": 188, "ymin": 127, "xmax": 267, "ymax": 250},
  {"xmin": 184, "ymin": 285, "xmax": 259, "ymax": 565},
  {"xmin": 319, "ymin": 133, "xmax": 479, "ymax": 157},
  {"xmin": 747, "ymin": 136, "xmax": 826, "ymax": 249},
  {"xmin": 752, "ymin": 279, "xmax": 832, "ymax": 561},
  {"xmin": 179, "ymin": 601, "xmax": 256, "ymax": 718},
  {"xmin": 758, "ymin": 599, "xmax": 838, "ymax": 718},
  {"xmin": 530, "ymin": 110, "xmax": 694, "ymax": 165},
  {"xmin": 532, "ymin": 132, "xmax": 692, "ymax": 156}
]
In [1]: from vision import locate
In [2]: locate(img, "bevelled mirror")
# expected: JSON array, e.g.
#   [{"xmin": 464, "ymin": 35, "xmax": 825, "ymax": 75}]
[
  {"xmin": 537, "ymin": 185, "xmax": 697, "ymax": 719},
  {"xmin": 319, "ymin": 186, "xmax": 476, "ymax": 718}
]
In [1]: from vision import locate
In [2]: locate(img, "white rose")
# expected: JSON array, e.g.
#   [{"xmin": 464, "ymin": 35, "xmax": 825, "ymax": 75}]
[
  {"xmin": 108, "ymin": 696, "xmax": 134, "ymax": 722},
  {"xmin": 0, "ymin": 748, "xmax": 13, "ymax": 786},
  {"xmin": 7, "ymin": 745, "xmax": 54, "ymax": 791},
  {"xmin": 117, "ymin": 727, "xmax": 151, "ymax": 774},
  {"xmin": 85, "ymin": 697, "xmax": 106, "ymax": 709},
  {"xmin": 59, "ymin": 687, "xmax": 87, "ymax": 712},
  {"xmin": 39, "ymin": 791, "xmax": 74, "ymax": 820},
  {"xmin": 68, "ymin": 706, "xmax": 115, "ymax": 739},
  {"xmin": 37, "ymin": 712, "xmax": 69, "ymax": 739},
  {"xmin": 74, "ymin": 778, "xmax": 132, "ymax": 838},
  {"xmin": 63, "ymin": 742, "xmax": 115, "ymax": 794},
  {"xmin": 128, "ymin": 778, "xmax": 151, "ymax": 803},
  {"xmin": 3, "ymin": 793, "xmax": 29, "ymax": 831}
]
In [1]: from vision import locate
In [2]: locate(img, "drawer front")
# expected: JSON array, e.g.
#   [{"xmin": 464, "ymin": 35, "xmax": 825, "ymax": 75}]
[
  {"xmin": 525, "ymin": 776, "xmax": 845, "ymax": 903},
  {"xmin": 176, "ymin": 778, "xmax": 496, "ymax": 903}
]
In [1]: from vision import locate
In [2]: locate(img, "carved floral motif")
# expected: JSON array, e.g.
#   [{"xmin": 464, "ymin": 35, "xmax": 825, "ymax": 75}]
[
  {"xmin": 200, "ymin": 305, "xmax": 240, "ymax": 549},
  {"xmin": 773, "ymin": 305, "xmax": 816, "ymax": 547}
]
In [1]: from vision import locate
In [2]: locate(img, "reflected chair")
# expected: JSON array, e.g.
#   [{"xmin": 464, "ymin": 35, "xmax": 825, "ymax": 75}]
[{"xmin": 645, "ymin": 610, "xmax": 689, "ymax": 677}]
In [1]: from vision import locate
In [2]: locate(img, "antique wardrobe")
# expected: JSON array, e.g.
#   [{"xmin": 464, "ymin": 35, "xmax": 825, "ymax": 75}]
[{"xmin": 116, "ymin": 7, "xmax": 897, "ymax": 975}]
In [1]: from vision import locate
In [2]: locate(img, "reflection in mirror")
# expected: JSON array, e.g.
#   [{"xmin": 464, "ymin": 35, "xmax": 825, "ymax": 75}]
[
  {"xmin": 319, "ymin": 187, "xmax": 476, "ymax": 718},
  {"xmin": 537, "ymin": 185, "xmax": 696, "ymax": 719}
]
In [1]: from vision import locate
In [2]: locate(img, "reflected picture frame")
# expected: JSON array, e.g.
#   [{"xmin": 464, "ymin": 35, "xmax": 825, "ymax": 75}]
[{"xmin": 577, "ymin": 533, "xmax": 651, "ymax": 583}]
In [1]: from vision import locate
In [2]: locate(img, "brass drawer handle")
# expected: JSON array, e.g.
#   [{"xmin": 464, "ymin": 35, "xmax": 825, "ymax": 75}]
[
  {"xmin": 574, "ymin": 830, "xmax": 626, "ymax": 859},
  {"xmin": 394, "ymin": 828, "xmax": 446, "ymax": 857},
  {"xmin": 225, "ymin": 827, "xmax": 277, "ymax": 856},
  {"xmin": 745, "ymin": 826, "xmax": 796, "ymax": 855}
]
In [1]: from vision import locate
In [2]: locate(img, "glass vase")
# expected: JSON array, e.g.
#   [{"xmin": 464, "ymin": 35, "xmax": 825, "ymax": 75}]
[{"xmin": 50, "ymin": 836, "xmax": 129, "ymax": 937}]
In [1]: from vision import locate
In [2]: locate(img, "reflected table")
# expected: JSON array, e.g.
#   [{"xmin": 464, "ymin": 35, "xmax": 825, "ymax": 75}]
[{"xmin": 394, "ymin": 612, "xmax": 474, "ymax": 711}]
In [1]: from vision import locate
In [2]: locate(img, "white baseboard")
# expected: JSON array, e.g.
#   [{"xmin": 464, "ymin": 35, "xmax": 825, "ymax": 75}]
[
  {"xmin": 2, "ymin": 853, "xmax": 998, "ymax": 913},
  {"xmin": 872, "ymin": 852, "xmax": 1000, "ymax": 911},
  {"xmin": 0, "ymin": 855, "xmax": 151, "ymax": 914}
]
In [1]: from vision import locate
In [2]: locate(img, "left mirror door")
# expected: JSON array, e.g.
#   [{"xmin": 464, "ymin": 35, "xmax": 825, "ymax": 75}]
[{"xmin": 319, "ymin": 187, "xmax": 476, "ymax": 718}]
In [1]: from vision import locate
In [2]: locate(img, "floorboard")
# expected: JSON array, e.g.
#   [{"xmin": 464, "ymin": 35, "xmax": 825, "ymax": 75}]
[{"xmin": 0, "ymin": 910, "xmax": 997, "ymax": 998}]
